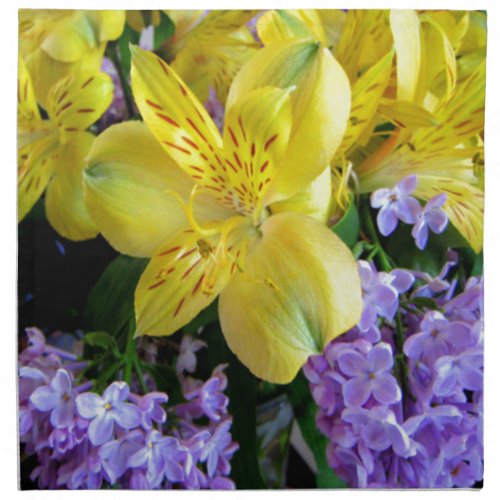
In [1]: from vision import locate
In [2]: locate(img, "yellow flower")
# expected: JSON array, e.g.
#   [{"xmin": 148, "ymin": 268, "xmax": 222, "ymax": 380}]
[
  {"xmin": 18, "ymin": 58, "xmax": 113, "ymax": 240},
  {"xmin": 168, "ymin": 10, "xmax": 260, "ymax": 104},
  {"xmin": 83, "ymin": 44, "xmax": 362, "ymax": 383},
  {"xmin": 19, "ymin": 9, "xmax": 125, "ymax": 108}
]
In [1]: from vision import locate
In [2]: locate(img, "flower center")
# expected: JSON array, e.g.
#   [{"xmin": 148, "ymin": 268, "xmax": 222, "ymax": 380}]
[
  {"xmin": 368, "ymin": 372, "xmax": 376, "ymax": 380},
  {"xmin": 104, "ymin": 403, "xmax": 112, "ymax": 411}
]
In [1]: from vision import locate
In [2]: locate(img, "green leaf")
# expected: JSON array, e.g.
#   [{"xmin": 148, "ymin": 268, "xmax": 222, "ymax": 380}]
[
  {"xmin": 286, "ymin": 372, "xmax": 346, "ymax": 488},
  {"xmin": 83, "ymin": 331, "xmax": 121, "ymax": 358},
  {"xmin": 116, "ymin": 25, "xmax": 140, "ymax": 76},
  {"xmin": 84, "ymin": 255, "xmax": 148, "ymax": 335},
  {"xmin": 409, "ymin": 296, "xmax": 440, "ymax": 311},
  {"xmin": 332, "ymin": 199, "xmax": 360, "ymax": 248},
  {"xmin": 154, "ymin": 12, "xmax": 175, "ymax": 50},
  {"xmin": 203, "ymin": 324, "xmax": 267, "ymax": 489}
]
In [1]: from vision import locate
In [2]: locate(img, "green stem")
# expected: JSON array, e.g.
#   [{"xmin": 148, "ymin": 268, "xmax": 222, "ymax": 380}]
[
  {"xmin": 106, "ymin": 43, "xmax": 135, "ymax": 119},
  {"xmin": 123, "ymin": 321, "xmax": 136, "ymax": 385},
  {"xmin": 362, "ymin": 201, "xmax": 392, "ymax": 272},
  {"xmin": 134, "ymin": 358, "xmax": 149, "ymax": 394}
]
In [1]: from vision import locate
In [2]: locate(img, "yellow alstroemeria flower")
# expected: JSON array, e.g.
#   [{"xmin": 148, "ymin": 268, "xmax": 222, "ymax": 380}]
[
  {"xmin": 18, "ymin": 58, "xmax": 113, "ymax": 240},
  {"xmin": 168, "ymin": 10, "xmax": 259, "ymax": 104},
  {"xmin": 83, "ymin": 44, "xmax": 362, "ymax": 384},
  {"xmin": 19, "ymin": 9, "xmax": 125, "ymax": 108}
]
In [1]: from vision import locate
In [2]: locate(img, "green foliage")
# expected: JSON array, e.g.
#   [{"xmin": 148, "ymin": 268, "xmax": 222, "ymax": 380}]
[
  {"xmin": 116, "ymin": 24, "xmax": 140, "ymax": 76},
  {"xmin": 286, "ymin": 372, "xmax": 346, "ymax": 488},
  {"xmin": 154, "ymin": 12, "xmax": 175, "ymax": 50},
  {"xmin": 84, "ymin": 255, "xmax": 147, "ymax": 335},
  {"xmin": 83, "ymin": 331, "xmax": 121, "ymax": 358},
  {"xmin": 332, "ymin": 199, "xmax": 360, "ymax": 248},
  {"xmin": 203, "ymin": 324, "xmax": 267, "ymax": 489}
]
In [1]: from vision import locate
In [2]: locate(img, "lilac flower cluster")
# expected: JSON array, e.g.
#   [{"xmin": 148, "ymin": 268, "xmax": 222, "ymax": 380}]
[
  {"xmin": 371, "ymin": 175, "xmax": 449, "ymax": 249},
  {"xmin": 19, "ymin": 329, "xmax": 238, "ymax": 489},
  {"xmin": 304, "ymin": 258, "xmax": 483, "ymax": 487}
]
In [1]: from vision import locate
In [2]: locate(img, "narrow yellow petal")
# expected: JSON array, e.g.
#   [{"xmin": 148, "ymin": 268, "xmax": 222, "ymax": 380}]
[
  {"xmin": 219, "ymin": 212, "xmax": 363, "ymax": 383},
  {"xmin": 269, "ymin": 167, "xmax": 332, "ymax": 224},
  {"xmin": 84, "ymin": 121, "xmax": 235, "ymax": 258},
  {"xmin": 222, "ymin": 86, "xmax": 292, "ymax": 217},
  {"xmin": 334, "ymin": 50, "xmax": 393, "ymax": 160},
  {"xmin": 18, "ymin": 57, "xmax": 40, "ymax": 122},
  {"xmin": 378, "ymin": 98, "xmax": 438, "ymax": 128},
  {"xmin": 415, "ymin": 176, "xmax": 483, "ymax": 253},
  {"xmin": 18, "ymin": 130, "xmax": 59, "ymax": 222},
  {"xmin": 45, "ymin": 131, "xmax": 98, "ymax": 240},
  {"xmin": 131, "ymin": 46, "xmax": 235, "ymax": 208},
  {"xmin": 257, "ymin": 10, "xmax": 314, "ymax": 45},
  {"xmin": 135, "ymin": 221, "xmax": 254, "ymax": 337},
  {"xmin": 46, "ymin": 71, "xmax": 113, "ymax": 143},
  {"xmin": 390, "ymin": 10, "xmax": 422, "ymax": 102}
]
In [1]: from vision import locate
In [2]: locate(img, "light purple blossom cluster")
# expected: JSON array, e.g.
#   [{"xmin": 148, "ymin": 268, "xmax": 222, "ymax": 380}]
[
  {"xmin": 371, "ymin": 175, "xmax": 449, "ymax": 249},
  {"xmin": 19, "ymin": 329, "xmax": 238, "ymax": 490},
  {"xmin": 304, "ymin": 259, "xmax": 483, "ymax": 488}
]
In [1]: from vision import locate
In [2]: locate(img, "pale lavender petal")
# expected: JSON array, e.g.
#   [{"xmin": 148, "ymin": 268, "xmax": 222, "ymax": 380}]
[
  {"xmin": 412, "ymin": 219, "xmax": 428, "ymax": 250},
  {"xmin": 111, "ymin": 403, "xmax": 142, "ymax": 429},
  {"xmin": 372, "ymin": 373, "xmax": 401, "ymax": 404},
  {"xmin": 433, "ymin": 370, "xmax": 458, "ymax": 397},
  {"xmin": 362, "ymin": 420, "xmax": 390, "ymax": 451},
  {"xmin": 426, "ymin": 209, "xmax": 448, "ymax": 234},
  {"xmin": 358, "ymin": 304, "xmax": 377, "ymax": 332},
  {"xmin": 76, "ymin": 392, "xmax": 104, "ymax": 419},
  {"xmin": 371, "ymin": 188, "xmax": 391, "ymax": 208},
  {"xmin": 127, "ymin": 447, "xmax": 149, "ymax": 468},
  {"xmin": 395, "ymin": 196, "xmax": 421, "ymax": 224},
  {"xmin": 30, "ymin": 386, "xmax": 58, "ymax": 411},
  {"xmin": 367, "ymin": 343, "xmax": 393, "ymax": 373},
  {"xmin": 396, "ymin": 175, "xmax": 417, "ymax": 195},
  {"xmin": 403, "ymin": 332, "xmax": 428, "ymax": 359},
  {"xmin": 459, "ymin": 365, "xmax": 483, "ymax": 391},
  {"xmin": 103, "ymin": 381, "xmax": 129, "ymax": 404},
  {"xmin": 50, "ymin": 369, "xmax": 72, "ymax": 394},
  {"xmin": 337, "ymin": 350, "xmax": 368, "ymax": 377},
  {"xmin": 390, "ymin": 269, "xmax": 414, "ymax": 293},
  {"xmin": 377, "ymin": 205, "xmax": 398, "ymax": 236},
  {"xmin": 51, "ymin": 401, "xmax": 74, "ymax": 428},
  {"xmin": 343, "ymin": 378, "xmax": 371, "ymax": 407},
  {"xmin": 88, "ymin": 413, "xmax": 114, "ymax": 446},
  {"xmin": 426, "ymin": 193, "xmax": 447, "ymax": 209}
]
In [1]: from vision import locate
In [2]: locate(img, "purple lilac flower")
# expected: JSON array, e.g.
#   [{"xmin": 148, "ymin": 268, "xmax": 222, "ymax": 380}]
[
  {"xmin": 176, "ymin": 335, "xmax": 207, "ymax": 375},
  {"xmin": 338, "ymin": 343, "xmax": 401, "ymax": 407},
  {"xmin": 304, "ymin": 265, "xmax": 483, "ymax": 488},
  {"xmin": 411, "ymin": 194, "xmax": 449, "ymax": 249},
  {"xmin": 76, "ymin": 382, "xmax": 142, "ymax": 446},
  {"xmin": 371, "ymin": 175, "xmax": 422, "ymax": 236},
  {"xmin": 30, "ymin": 369, "xmax": 76, "ymax": 429},
  {"xmin": 19, "ymin": 329, "xmax": 238, "ymax": 490}
]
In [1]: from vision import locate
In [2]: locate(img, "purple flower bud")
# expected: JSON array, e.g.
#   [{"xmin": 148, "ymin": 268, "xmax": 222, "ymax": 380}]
[{"xmin": 411, "ymin": 194, "xmax": 448, "ymax": 250}]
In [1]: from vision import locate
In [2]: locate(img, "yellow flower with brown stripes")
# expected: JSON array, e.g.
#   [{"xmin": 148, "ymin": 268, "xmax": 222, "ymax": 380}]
[
  {"xmin": 83, "ymin": 44, "xmax": 362, "ymax": 384},
  {"xmin": 17, "ymin": 58, "xmax": 113, "ymax": 240}
]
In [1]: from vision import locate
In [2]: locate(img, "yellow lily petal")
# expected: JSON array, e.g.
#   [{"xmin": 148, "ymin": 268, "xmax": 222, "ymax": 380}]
[
  {"xmin": 378, "ymin": 99, "xmax": 438, "ymax": 128},
  {"xmin": 135, "ymin": 221, "xmax": 254, "ymax": 337},
  {"xmin": 222, "ymin": 86, "xmax": 292, "ymax": 217},
  {"xmin": 334, "ymin": 51, "xmax": 393, "ymax": 160},
  {"xmin": 317, "ymin": 9, "xmax": 347, "ymax": 50},
  {"xmin": 265, "ymin": 45, "xmax": 351, "ymax": 204},
  {"xmin": 131, "ymin": 46, "xmax": 232, "ymax": 203},
  {"xmin": 390, "ymin": 10, "xmax": 422, "ymax": 102},
  {"xmin": 334, "ymin": 10, "xmax": 392, "ymax": 82},
  {"xmin": 46, "ymin": 71, "xmax": 113, "ymax": 144},
  {"xmin": 18, "ymin": 130, "xmax": 59, "ymax": 222},
  {"xmin": 18, "ymin": 57, "xmax": 40, "ymax": 122},
  {"xmin": 45, "ymin": 131, "xmax": 98, "ymax": 240},
  {"xmin": 269, "ymin": 167, "xmax": 332, "ymax": 224},
  {"xmin": 228, "ymin": 40, "xmax": 351, "ymax": 204},
  {"xmin": 84, "ymin": 121, "xmax": 234, "ymax": 258},
  {"xmin": 23, "ymin": 44, "xmax": 106, "ymax": 110},
  {"xmin": 257, "ymin": 10, "xmax": 314, "ymax": 45},
  {"xmin": 415, "ymin": 176, "xmax": 483, "ymax": 253},
  {"xmin": 87, "ymin": 10, "xmax": 125, "ymax": 41},
  {"xmin": 219, "ymin": 212, "xmax": 362, "ymax": 383}
]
